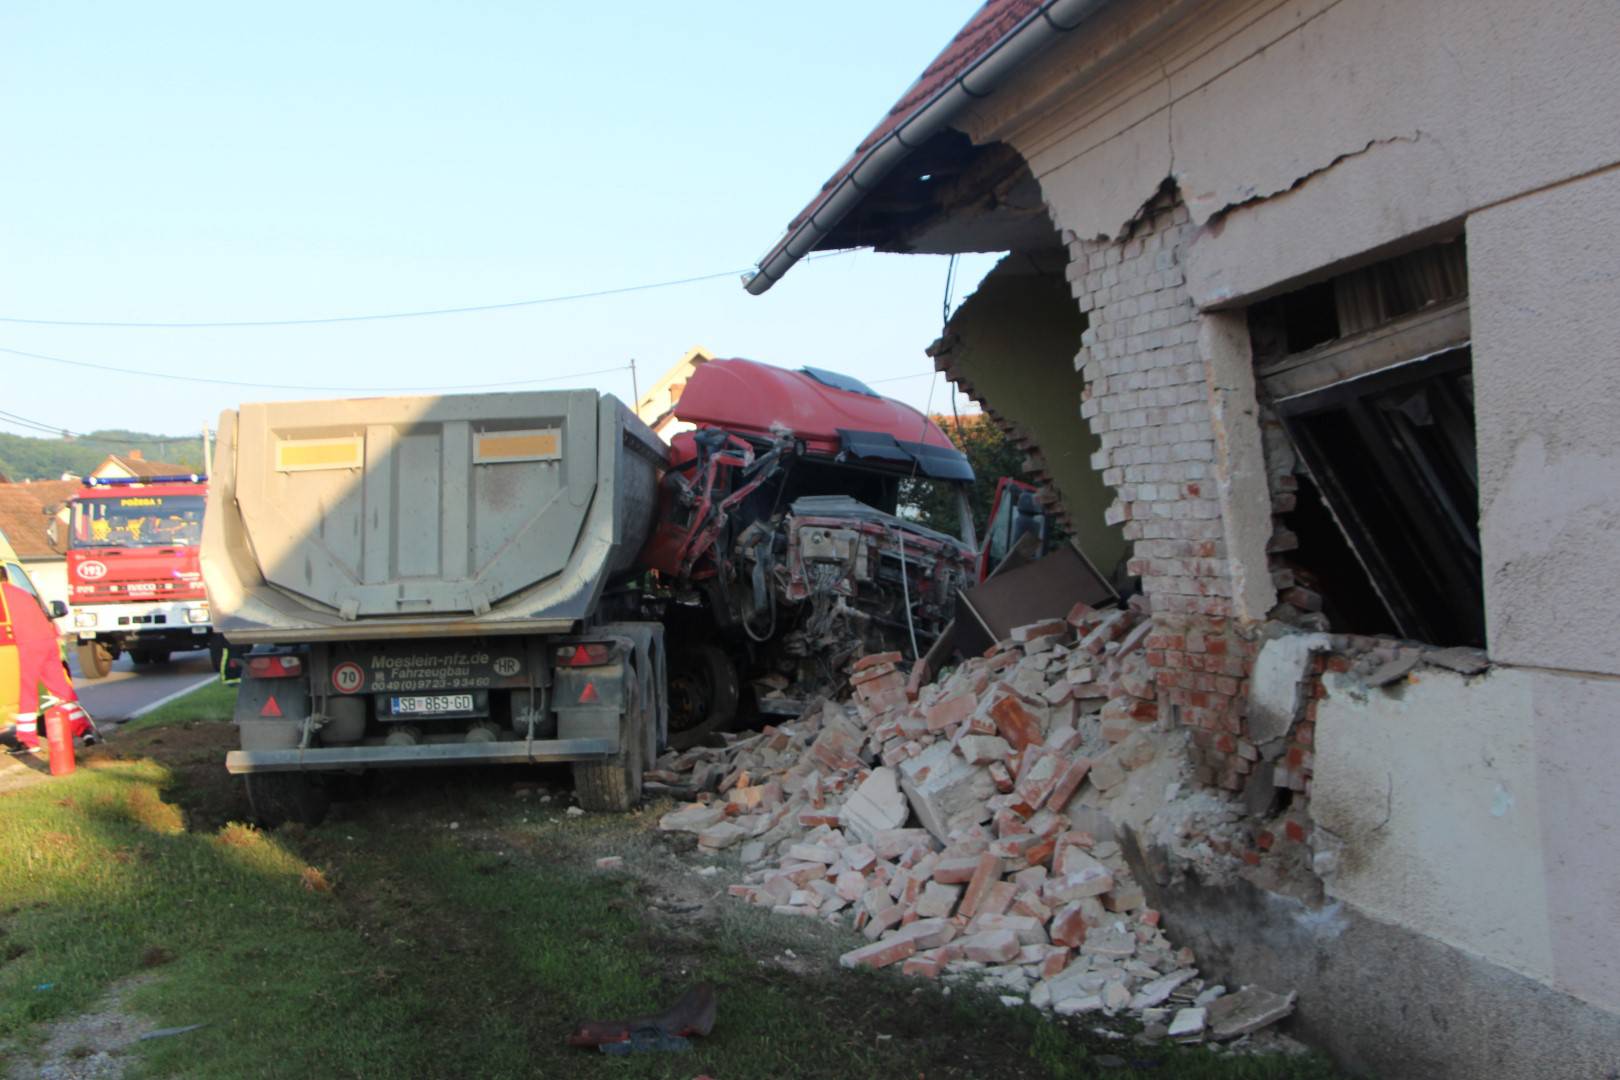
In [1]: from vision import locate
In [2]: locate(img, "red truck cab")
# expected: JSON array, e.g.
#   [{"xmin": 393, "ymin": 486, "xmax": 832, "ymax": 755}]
[{"xmin": 65, "ymin": 474, "xmax": 217, "ymax": 678}]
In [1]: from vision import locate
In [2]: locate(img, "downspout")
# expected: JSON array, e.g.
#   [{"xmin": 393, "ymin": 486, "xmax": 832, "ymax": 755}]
[{"xmin": 743, "ymin": 0, "xmax": 1114, "ymax": 296}]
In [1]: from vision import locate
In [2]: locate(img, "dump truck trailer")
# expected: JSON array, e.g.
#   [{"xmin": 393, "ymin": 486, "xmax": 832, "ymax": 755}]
[{"xmin": 202, "ymin": 391, "xmax": 668, "ymax": 824}]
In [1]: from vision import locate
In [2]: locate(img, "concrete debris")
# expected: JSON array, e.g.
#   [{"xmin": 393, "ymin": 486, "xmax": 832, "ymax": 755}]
[
  {"xmin": 1364, "ymin": 650, "xmax": 1421, "ymax": 688},
  {"xmin": 650, "ymin": 607, "xmax": 1296, "ymax": 1039},
  {"xmin": 1168, "ymin": 1006, "xmax": 1207, "ymax": 1040},
  {"xmin": 1205, "ymin": 986, "xmax": 1297, "ymax": 1040}
]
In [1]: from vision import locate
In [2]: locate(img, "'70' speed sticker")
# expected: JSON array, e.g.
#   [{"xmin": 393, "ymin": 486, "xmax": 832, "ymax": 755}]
[{"xmin": 332, "ymin": 662, "xmax": 365, "ymax": 694}]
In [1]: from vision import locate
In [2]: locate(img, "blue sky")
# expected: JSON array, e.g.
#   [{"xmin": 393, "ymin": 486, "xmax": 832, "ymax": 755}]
[{"xmin": 0, "ymin": 2, "xmax": 1003, "ymax": 441}]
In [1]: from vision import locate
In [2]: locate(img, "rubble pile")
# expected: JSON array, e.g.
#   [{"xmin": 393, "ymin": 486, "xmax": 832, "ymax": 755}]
[{"xmin": 651, "ymin": 603, "xmax": 1295, "ymax": 1042}]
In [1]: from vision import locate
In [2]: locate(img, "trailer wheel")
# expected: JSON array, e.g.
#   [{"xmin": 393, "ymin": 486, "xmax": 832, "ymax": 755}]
[
  {"xmin": 666, "ymin": 643, "xmax": 738, "ymax": 751},
  {"xmin": 244, "ymin": 774, "xmax": 331, "ymax": 828},
  {"xmin": 573, "ymin": 668, "xmax": 646, "ymax": 813},
  {"xmin": 76, "ymin": 641, "xmax": 113, "ymax": 680}
]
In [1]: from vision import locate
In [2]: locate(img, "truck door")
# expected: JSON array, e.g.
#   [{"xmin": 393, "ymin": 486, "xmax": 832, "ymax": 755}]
[{"xmin": 978, "ymin": 478, "xmax": 1048, "ymax": 581}]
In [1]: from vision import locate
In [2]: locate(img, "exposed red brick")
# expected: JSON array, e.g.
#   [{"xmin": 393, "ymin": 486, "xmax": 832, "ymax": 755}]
[
  {"xmin": 989, "ymin": 695, "xmax": 1042, "ymax": 751},
  {"xmin": 957, "ymin": 853, "xmax": 1004, "ymax": 920}
]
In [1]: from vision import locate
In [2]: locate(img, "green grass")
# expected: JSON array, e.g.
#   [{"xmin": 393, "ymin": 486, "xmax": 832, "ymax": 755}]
[
  {"xmin": 0, "ymin": 721, "xmax": 1344, "ymax": 1078},
  {"xmin": 118, "ymin": 679, "xmax": 237, "ymax": 734}
]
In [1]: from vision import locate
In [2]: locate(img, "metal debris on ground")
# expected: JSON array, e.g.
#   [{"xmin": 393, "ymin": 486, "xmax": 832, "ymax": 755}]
[{"xmin": 567, "ymin": 983, "xmax": 718, "ymax": 1051}]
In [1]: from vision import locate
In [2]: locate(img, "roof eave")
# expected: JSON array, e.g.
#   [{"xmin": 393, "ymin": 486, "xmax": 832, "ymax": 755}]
[{"xmin": 744, "ymin": 0, "xmax": 1114, "ymax": 296}]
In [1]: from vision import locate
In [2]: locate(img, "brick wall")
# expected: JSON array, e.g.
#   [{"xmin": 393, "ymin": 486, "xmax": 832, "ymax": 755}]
[{"xmin": 1063, "ymin": 186, "xmax": 1258, "ymax": 787}]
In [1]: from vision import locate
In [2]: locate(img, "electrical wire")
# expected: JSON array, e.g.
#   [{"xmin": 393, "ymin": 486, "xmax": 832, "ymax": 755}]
[
  {"xmin": 0, "ymin": 343, "xmax": 632, "ymax": 393},
  {"xmin": 0, "ymin": 269, "xmax": 748, "ymax": 329},
  {"xmin": 0, "ymin": 407, "xmax": 194, "ymax": 450},
  {"xmin": 0, "ymin": 250, "xmax": 859, "ymax": 331}
]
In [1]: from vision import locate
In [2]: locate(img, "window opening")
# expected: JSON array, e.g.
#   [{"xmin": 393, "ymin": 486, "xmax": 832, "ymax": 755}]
[{"xmin": 1253, "ymin": 237, "xmax": 1483, "ymax": 647}]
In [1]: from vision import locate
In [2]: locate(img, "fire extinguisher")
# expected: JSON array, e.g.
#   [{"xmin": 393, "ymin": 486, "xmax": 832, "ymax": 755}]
[{"xmin": 44, "ymin": 702, "xmax": 75, "ymax": 777}]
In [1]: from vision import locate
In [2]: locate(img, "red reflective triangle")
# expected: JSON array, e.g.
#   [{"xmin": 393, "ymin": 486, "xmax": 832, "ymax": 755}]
[
  {"xmin": 260, "ymin": 695, "xmax": 283, "ymax": 718},
  {"xmin": 578, "ymin": 681, "xmax": 598, "ymax": 704}
]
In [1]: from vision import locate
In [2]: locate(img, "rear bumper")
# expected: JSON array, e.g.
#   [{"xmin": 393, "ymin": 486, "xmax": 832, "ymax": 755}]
[{"xmin": 225, "ymin": 737, "xmax": 616, "ymax": 774}]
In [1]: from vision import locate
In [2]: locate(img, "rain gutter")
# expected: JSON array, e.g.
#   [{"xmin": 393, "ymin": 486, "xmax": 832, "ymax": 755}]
[{"xmin": 742, "ymin": 0, "xmax": 1116, "ymax": 295}]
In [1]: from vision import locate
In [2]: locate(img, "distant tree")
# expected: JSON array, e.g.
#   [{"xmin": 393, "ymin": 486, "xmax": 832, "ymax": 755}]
[
  {"xmin": 0, "ymin": 431, "xmax": 205, "ymax": 481},
  {"xmin": 900, "ymin": 415, "xmax": 1032, "ymax": 540}
]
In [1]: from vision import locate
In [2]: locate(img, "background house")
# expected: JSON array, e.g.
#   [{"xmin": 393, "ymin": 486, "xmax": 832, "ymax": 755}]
[
  {"xmin": 634, "ymin": 346, "xmax": 714, "ymax": 440},
  {"xmin": 0, "ymin": 478, "xmax": 78, "ymax": 610}
]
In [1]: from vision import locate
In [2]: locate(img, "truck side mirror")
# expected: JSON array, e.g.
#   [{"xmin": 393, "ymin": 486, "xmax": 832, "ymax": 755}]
[{"xmin": 48, "ymin": 600, "xmax": 68, "ymax": 619}]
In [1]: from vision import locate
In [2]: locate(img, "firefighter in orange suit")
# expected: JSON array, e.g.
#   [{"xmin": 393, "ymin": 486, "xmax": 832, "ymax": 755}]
[{"xmin": 2, "ymin": 579, "xmax": 94, "ymax": 751}]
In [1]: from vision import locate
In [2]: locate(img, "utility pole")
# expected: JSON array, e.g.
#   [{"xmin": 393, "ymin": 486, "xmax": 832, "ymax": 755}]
[
  {"xmin": 202, "ymin": 425, "xmax": 212, "ymax": 475},
  {"xmin": 630, "ymin": 358, "xmax": 640, "ymax": 407}
]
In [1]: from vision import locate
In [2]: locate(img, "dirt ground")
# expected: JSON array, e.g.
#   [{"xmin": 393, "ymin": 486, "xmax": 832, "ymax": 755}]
[{"xmin": 8, "ymin": 976, "xmax": 158, "ymax": 1080}]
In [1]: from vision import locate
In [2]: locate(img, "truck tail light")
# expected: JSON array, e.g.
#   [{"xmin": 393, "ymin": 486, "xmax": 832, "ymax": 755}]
[
  {"xmin": 247, "ymin": 655, "xmax": 303, "ymax": 679},
  {"xmin": 556, "ymin": 643, "xmax": 611, "ymax": 666}
]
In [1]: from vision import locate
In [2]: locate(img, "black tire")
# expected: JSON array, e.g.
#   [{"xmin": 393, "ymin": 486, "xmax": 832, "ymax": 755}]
[
  {"xmin": 666, "ymin": 643, "xmax": 739, "ymax": 751},
  {"xmin": 573, "ymin": 667, "xmax": 646, "ymax": 812},
  {"xmin": 244, "ymin": 773, "xmax": 331, "ymax": 828},
  {"xmin": 130, "ymin": 649, "xmax": 170, "ymax": 667},
  {"xmin": 76, "ymin": 641, "xmax": 113, "ymax": 680}
]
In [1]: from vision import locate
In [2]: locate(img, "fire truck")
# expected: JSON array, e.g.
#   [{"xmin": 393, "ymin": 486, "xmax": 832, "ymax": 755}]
[{"xmin": 66, "ymin": 474, "xmax": 219, "ymax": 679}]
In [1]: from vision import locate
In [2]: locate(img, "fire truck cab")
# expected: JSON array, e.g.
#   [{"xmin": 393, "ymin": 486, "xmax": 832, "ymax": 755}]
[{"xmin": 65, "ymin": 474, "xmax": 218, "ymax": 679}]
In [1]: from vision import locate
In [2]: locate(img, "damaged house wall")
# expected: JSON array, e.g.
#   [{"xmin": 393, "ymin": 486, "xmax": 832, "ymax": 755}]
[
  {"xmin": 930, "ymin": 254, "xmax": 1128, "ymax": 577},
  {"xmin": 915, "ymin": 0, "xmax": 1620, "ymax": 1075}
]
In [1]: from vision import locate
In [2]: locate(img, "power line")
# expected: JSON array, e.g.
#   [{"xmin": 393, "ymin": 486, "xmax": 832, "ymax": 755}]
[
  {"xmin": 0, "ymin": 269, "xmax": 750, "ymax": 329},
  {"xmin": 0, "ymin": 251, "xmax": 856, "ymax": 331},
  {"xmin": 0, "ymin": 408, "xmax": 171, "ymax": 448},
  {"xmin": 0, "ymin": 344, "xmax": 633, "ymax": 393},
  {"xmin": 0, "ymin": 409, "xmax": 72, "ymax": 437}
]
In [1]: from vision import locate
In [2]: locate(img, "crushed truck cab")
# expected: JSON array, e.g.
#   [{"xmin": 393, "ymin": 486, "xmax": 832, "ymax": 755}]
[
  {"xmin": 203, "ymin": 391, "xmax": 668, "ymax": 824},
  {"xmin": 639, "ymin": 359, "xmax": 981, "ymax": 744}
]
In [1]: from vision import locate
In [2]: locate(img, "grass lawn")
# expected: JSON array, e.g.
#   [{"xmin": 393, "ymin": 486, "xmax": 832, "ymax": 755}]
[
  {"xmin": 0, "ymin": 684, "xmax": 1343, "ymax": 1079},
  {"xmin": 118, "ymin": 679, "xmax": 240, "ymax": 734}
]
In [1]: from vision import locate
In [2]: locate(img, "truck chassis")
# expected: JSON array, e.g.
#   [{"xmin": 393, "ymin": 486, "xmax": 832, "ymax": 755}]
[{"xmin": 226, "ymin": 623, "xmax": 665, "ymax": 824}]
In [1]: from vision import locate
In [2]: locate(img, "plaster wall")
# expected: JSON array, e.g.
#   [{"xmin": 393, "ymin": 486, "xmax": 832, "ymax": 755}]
[
  {"xmin": 1312, "ymin": 666, "xmax": 1620, "ymax": 1014},
  {"xmin": 941, "ymin": 260, "xmax": 1128, "ymax": 573},
  {"xmin": 1196, "ymin": 311, "xmax": 1273, "ymax": 623},
  {"xmin": 1468, "ymin": 169, "xmax": 1620, "ymax": 677},
  {"xmin": 959, "ymin": 0, "xmax": 1620, "ymax": 306}
]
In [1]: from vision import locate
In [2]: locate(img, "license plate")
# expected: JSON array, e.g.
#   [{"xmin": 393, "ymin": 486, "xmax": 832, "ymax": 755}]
[{"xmin": 391, "ymin": 694, "xmax": 474, "ymax": 715}]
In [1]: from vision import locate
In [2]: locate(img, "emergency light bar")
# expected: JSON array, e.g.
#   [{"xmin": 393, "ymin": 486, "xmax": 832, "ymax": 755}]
[{"xmin": 85, "ymin": 474, "xmax": 206, "ymax": 487}]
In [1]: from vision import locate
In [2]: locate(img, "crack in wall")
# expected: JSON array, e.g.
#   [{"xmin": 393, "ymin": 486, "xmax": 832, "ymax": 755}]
[{"xmin": 1192, "ymin": 131, "xmax": 1425, "ymax": 228}]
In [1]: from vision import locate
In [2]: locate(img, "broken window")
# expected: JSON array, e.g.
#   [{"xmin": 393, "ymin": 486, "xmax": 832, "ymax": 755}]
[{"xmin": 1251, "ymin": 238, "xmax": 1484, "ymax": 647}]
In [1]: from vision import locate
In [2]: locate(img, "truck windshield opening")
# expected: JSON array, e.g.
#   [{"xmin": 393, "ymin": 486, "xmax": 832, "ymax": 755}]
[{"xmin": 71, "ymin": 494, "xmax": 206, "ymax": 548}]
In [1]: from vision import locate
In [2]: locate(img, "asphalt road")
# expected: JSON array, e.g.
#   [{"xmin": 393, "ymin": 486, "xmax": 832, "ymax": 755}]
[{"xmin": 69, "ymin": 647, "xmax": 218, "ymax": 723}]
